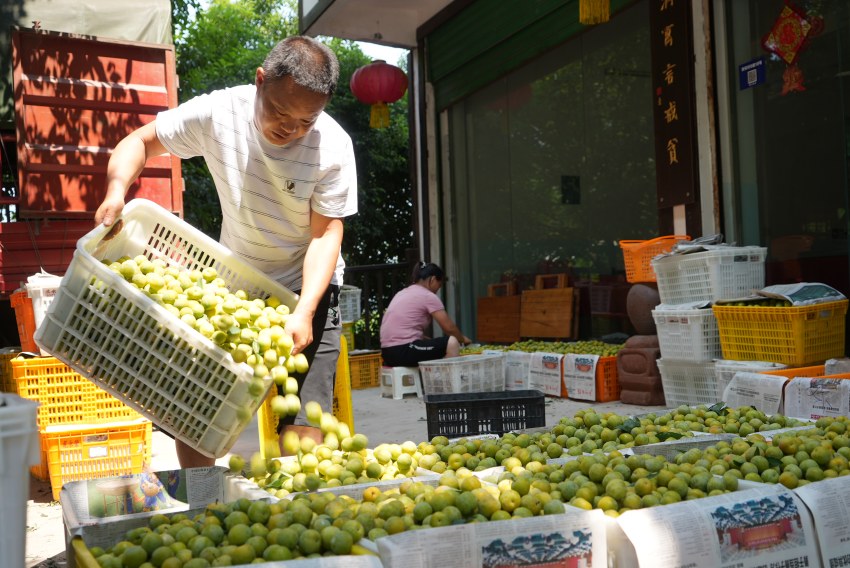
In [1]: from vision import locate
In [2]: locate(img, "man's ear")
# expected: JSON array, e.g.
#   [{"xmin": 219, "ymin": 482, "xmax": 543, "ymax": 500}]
[{"xmin": 255, "ymin": 67, "xmax": 265, "ymax": 88}]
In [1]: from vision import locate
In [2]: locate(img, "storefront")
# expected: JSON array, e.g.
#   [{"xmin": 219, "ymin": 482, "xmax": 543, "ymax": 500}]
[{"xmin": 301, "ymin": 0, "xmax": 850, "ymax": 340}]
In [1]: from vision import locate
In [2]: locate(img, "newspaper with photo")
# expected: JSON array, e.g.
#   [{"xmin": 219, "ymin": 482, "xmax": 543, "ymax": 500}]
[
  {"xmin": 376, "ymin": 508, "xmax": 607, "ymax": 568},
  {"xmin": 617, "ymin": 482, "xmax": 818, "ymax": 568}
]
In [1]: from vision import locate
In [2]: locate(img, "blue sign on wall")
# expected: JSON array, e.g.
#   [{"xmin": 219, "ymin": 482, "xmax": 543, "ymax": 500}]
[{"xmin": 739, "ymin": 57, "xmax": 766, "ymax": 90}]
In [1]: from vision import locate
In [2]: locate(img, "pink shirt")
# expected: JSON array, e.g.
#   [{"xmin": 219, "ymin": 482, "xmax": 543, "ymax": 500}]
[{"xmin": 380, "ymin": 284, "xmax": 445, "ymax": 347}]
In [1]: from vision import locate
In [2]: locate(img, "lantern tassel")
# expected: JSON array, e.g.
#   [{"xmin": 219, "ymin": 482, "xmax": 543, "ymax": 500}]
[
  {"xmin": 370, "ymin": 102, "xmax": 390, "ymax": 128},
  {"xmin": 579, "ymin": 0, "xmax": 610, "ymax": 25}
]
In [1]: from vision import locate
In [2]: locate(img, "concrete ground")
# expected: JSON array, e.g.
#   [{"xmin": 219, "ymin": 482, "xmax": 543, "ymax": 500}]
[{"xmin": 24, "ymin": 387, "xmax": 666, "ymax": 567}]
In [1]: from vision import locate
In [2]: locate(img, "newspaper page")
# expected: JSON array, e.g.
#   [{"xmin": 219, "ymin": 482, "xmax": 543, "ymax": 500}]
[
  {"xmin": 722, "ymin": 372, "xmax": 787, "ymax": 414},
  {"xmin": 793, "ymin": 475, "xmax": 850, "ymax": 568},
  {"xmin": 377, "ymin": 508, "xmax": 607, "ymax": 568},
  {"xmin": 564, "ymin": 353, "xmax": 599, "ymax": 401},
  {"xmin": 504, "ymin": 350, "xmax": 532, "ymax": 390},
  {"xmin": 528, "ymin": 352, "xmax": 564, "ymax": 397},
  {"xmin": 617, "ymin": 483, "xmax": 818, "ymax": 568},
  {"xmin": 759, "ymin": 282, "xmax": 846, "ymax": 306},
  {"xmin": 784, "ymin": 377, "xmax": 850, "ymax": 420}
]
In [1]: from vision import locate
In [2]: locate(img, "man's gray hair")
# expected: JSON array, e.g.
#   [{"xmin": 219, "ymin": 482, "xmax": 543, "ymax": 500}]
[{"xmin": 263, "ymin": 36, "xmax": 339, "ymax": 96}]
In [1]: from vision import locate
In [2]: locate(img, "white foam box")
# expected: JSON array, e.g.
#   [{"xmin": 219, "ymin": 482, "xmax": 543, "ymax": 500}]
[
  {"xmin": 377, "ymin": 507, "xmax": 608, "ymax": 567},
  {"xmin": 62, "ymin": 466, "xmax": 274, "ymax": 566},
  {"xmin": 34, "ymin": 199, "xmax": 299, "ymax": 458}
]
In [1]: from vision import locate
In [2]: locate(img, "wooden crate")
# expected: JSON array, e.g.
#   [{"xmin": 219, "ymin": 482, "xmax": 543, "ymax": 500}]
[
  {"xmin": 534, "ymin": 273, "xmax": 569, "ymax": 289},
  {"xmin": 520, "ymin": 287, "xmax": 576, "ymax": 339},
  {"xmin": 477, "ymin": 295, "xmax": 521, "ymax": 344}
]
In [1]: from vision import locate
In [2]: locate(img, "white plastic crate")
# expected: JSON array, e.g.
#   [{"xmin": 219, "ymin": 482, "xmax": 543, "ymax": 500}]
[
  {"xmin": 652, "ymin": 306, "xmax": 721, "ymax": 362},
  {"xmin": 714, "ymin": 359, "xmax": 787, "ymax": 398},
  {"xmin": 419, "ymin": 353, "xmax": 506, "ymax": 395},
  {"xmin": 27, "ymin": 272, "xmax": 63, "ymax": 355},
  {"xmin": 34, "ymin": 199, "xmax": 300, "ymax": 458},
  {"xmin": 339, "ymin": 285, "xmax": 361, "ymax": 322},
  {"xmin": 657, "ymin": 359, "xmax": 719, "ymax": 407},
  {"xmin": 651, "ymin": 246, "xmax": 767, "ymax": 305},
  {"xmin": 0, "ymin": 394, "xmax": 40, "ymax": 568}
]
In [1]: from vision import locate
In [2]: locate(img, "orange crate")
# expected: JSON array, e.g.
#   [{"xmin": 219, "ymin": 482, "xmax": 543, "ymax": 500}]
[
  {"xmin": 562, "ymin": 355, "xmax": 620, "ymax": 402},
  {"xmin": 349, "ymin": 352, "xmax": 382, "ymax": 389},
  {"xmin": 0, "ymin": 348, "xmax": 20, "ymax": 393},
  {"xmin": 43, "ymin": 419, "xmax": 152, "ymax": 501},
  {"xmin": 760, "ymin": 365, "xmax": 826, "ymax": 379},
  {"xmin": 619, "ymin": 235, "xmax": 690, "ymax": 283},
  {"xmin": 10, "ymin": 289, "xmax": 37, "ymax": 352}
]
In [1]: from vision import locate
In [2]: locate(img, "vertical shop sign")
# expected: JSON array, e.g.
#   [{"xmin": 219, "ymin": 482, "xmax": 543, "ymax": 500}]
[{"xmin": 649, "ymin": 0, "xmax": 697, "ymax": 207}]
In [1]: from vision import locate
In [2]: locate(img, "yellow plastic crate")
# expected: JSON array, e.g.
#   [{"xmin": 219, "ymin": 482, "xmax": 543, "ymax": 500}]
[
  {"xmin": 349, "ymin": 352, "xmax": 382, "ymax": 389},
  {"xmin": 11, "ymin": 356, "xmax": 143, "ymax": 429},
  {"xmin": 713, "ymin": 300, "xmax": 848, "ymax": 367},
  {"xmin": 43, "ymin": 418, "xmax": 152, "ymax": 501},
  {"xmin": 342, "ymin": 321, "xmax": 355, "ymax": 351},
  {"xmin": 257, "ymin": 335, "xmax": 354, "ymax": 459},
  {"xmin": 0, "ymin": 348, "xmax": 20, "ymax": 393}
]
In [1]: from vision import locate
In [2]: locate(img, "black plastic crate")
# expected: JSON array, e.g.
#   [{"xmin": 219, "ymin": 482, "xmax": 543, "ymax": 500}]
[{"xmin": 424, "ymin": 389, "xmax": 546, "ymax": 440}]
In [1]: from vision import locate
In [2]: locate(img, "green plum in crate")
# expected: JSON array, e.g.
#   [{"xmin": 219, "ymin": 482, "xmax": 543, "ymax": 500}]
[{"xmin": 34, "ymin": 199, "xmax": 300, "ymax": 459}]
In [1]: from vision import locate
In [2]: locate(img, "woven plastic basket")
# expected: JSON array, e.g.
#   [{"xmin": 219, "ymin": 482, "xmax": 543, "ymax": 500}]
[
  {"xmin": 619, "ymin": 235, "xmax": 690, "ymax": 283},
  {"xmin": 34, "ymin": 199, "xmax": 299, "ymax": 458}
]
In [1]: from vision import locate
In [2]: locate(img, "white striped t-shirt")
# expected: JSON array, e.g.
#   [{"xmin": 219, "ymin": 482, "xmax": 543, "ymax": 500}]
[{"xmin": 155, "ymin": 84, "xmax": 357, "ymax": 291}]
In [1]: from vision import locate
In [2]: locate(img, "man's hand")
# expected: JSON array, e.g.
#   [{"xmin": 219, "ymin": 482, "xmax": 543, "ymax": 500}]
[
  {"xmin": 95, "ymin": 194, "xmax": 126, "ymax": 227},
  {"xmin": 285, "ymin": 311, "xmax": 314, "ymax": 355}
]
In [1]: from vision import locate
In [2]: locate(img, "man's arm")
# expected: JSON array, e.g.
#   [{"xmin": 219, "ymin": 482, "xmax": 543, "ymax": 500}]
[
  {"xmin": 95, "ymin": 121, "xmax": 168, "ymax": 226},
  {"xmin": 286, "ymin": 211, "xmax": 344, "ymax": 355}
]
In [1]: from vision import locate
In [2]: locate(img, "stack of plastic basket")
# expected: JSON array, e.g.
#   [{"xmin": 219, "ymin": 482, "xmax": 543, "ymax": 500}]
[
  {"xmin": 10, "ymin": 355, "xmax": 152, "ymax": 501},
  {"xmin": 0, "ymin": 393, "xmax": 40, "ymax": 568},
  {"xmin": 651, "ymin": 244, "xmax": 768, "ymax": 407},
  {"xmin": 652, "ymin": 303, "xmax": 722, "ymax": 407}
]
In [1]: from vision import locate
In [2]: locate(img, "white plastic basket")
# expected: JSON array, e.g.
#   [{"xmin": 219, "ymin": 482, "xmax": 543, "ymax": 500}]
[
  {"xmin": 652, "ymin": 306, "xmax": 721, "ymax": 362},
  {"xmin": 651, "ymin": 246, "xmax": 767, "ymax": 305},
  {"xmin": 339, "ymin": 285, "xmax": 361, "ymax": 323},
  {"xmin": 27, "ymin": 272, "xmax": 63, "ymax": 356},
  {"xmin": 34, "ymin": 199, "xmax": 299, "ymax": 458},
  {"xmin": 657, "ymin": 359, "xmax": 719, "ymax": 407},
  {"xmin": 419, "ymin": 353, "xmax": 506, "ymax": 395},
  {"xmin": 0, "ymin": 394, "xmax": 40, "ymax": 568},
  {"xmin": 714, "ymin": 359, "xmax": 787, "ymax": 398}
]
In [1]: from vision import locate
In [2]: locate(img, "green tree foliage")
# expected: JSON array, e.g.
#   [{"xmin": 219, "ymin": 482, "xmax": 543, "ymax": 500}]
[{"xmin": 171, "ymin": 0, "xmax": 412, "ymax": 265}]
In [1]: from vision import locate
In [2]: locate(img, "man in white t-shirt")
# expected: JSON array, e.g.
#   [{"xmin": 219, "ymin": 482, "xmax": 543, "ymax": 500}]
[{"xmin": 95, "ymin": 36, "xmax": 357, "ymax": 467}]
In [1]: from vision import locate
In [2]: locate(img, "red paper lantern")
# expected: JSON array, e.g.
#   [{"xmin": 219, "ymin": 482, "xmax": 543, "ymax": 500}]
[{"xmin": 349, "ymin": 60, "xmax": 408, "ymax": 128}]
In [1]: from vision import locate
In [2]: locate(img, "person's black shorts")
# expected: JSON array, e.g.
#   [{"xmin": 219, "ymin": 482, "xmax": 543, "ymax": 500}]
[
  {"xmin": 381, "ymin": 336, "xmax": 450, "ymax": 367},
  {"xmin": 277, "ymin": 284, "xmax": 341, "ymax": 431}
]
